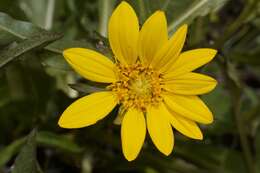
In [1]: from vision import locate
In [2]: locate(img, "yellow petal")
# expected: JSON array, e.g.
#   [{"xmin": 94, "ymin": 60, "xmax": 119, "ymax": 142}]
[
  {"xmin": 167, "ymin": 108, "xmax": 203, "ymax": 140},
  {"xmin": 163, "ymin": 93, "xmax": 213, "ymax": 124},
  {"xmin": 121, "ymin": 109, "xmax": 146, "ymax": 161},
  {"xmin": 146, "ymin": 105, "xmax": 174, "ymax": 155},
  {"xmin": 58, "ymin": 92, "xmax": 117, "ymax": 128},
  {"xmin": 63, "ymin": 48, "xmax": 116, "ymax": 83},
  {"xmin": 138, "ymin": 11, "xmax": 168, "ymax": 65},
  {"xmin": 163, "ymin": 72, "xmax": 217, "ymax": 95},
  {"xmin": 164, "ymin": 49, "xmax": 217, "ymax": 78},
  {"xmin": 108, "ymin": 1, "xmax": 139, "ymax": 65},
  {"xmin": 151, "ymin": 25, "xmax": 187, "ymax": 72}
]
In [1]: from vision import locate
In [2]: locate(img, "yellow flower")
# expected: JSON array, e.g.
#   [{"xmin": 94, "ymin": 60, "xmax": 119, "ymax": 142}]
[{"xmin": 58, "ymin": 1, "xmax": 217, "ymax": 161}]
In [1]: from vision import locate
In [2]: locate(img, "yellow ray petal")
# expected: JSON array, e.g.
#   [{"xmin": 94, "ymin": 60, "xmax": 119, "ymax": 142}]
[
  {"xmin": 163, "ymin": 72, "xmax": 217, "ymax": 95},
  {"xmin": 58, "ymin": 92, "xmax": 117, "ymax": 128},
  {"xmin": 151, "ymin": 24, "xmax": 187, "ymax": 71},
  {"xmin": 138, "ymin": 11, "xmax": 168, "ymax": 65},
  {"xmin": 63, "ymin": 48, "xmax": 117, "ymax": 83},
  {"xmin": 163, "ymin": 93, "xmax": 213, "ymax": 124},
  {"xmin": 147, "ymin": 105, "xmax": 174, "ymax": 155},
  {"xmin": 164, "ymin": 49, "xmax": 217, "ymax": 78},
  {"xmin": 108, "ymin": 1, "xmax": 139, "ymax": 65},
  {"xmin": 121, "ymin": 109, "xmax": 146, "ymax": 161},
  {"xmin": 166, "ymin": 107, "xmax": 203, "ymax": 140}
]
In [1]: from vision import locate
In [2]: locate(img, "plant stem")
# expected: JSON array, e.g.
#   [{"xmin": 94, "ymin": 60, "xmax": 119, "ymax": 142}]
[{"xmin": 98, "ymin": 0, "xmax": 115, "ymax": 37}]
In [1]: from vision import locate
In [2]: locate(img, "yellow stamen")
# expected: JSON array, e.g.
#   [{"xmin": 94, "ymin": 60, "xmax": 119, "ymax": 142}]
[{"xmin": 108, "ymin": 62, "xmax": 162, "ymax": 111}]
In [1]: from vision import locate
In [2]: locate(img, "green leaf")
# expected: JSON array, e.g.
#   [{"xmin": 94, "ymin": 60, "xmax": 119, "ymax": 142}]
[
  {"xmin": 0, "ymin": 131, "xmax": 82, "ymax": 168},
  {"xmin": 0, "ymin": 12, "xmax": 91, "ymax": 54},
  {"xmin": 0, "ymin": 137, "xmax": 26, "ymax": 168},
  {"xmin": 0, "ymin": 31, "xmax": 62, "ymax": 68},
  {"xmin": 37, "ymin": 131, "xmax": 83, "ymax": 153},
  {"xmin": 11, "ymin": 129, "xmax": 38, "ymax": 173},
  {"xmin": 0, "ymin": 12, "xmax": 43, "ymax": 39},
  {"xmin": 46, "ymin": 39, "xmax": 91, "ymax": 54},
  {"xmin": 167, "ymin": 0, "xmax": 229, "ymax": 33}
]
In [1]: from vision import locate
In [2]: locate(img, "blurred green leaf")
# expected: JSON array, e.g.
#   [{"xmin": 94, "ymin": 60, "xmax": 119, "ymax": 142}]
[
  {"xmin": 0, "ymin": 131, "xmax": 82, "ymax": 168},
  {"xmin": 11, "ymin": 129, "xmax": 38, "ymax": 173},
  {"xmin": 19, "ymin": 0, "xmax": 56, "ymax": 29},
  {"xmin": 145, "ymin": 167, "xmax": 159, "ymax": 173},
  {"xmin": 202, "ymin": 85, "xmax": 233, "ymax": 135},
  {"xmin": 0, "ymin": 31, "xmax": 62, "ymax": 68},
  {"xmin": 229, "ymin": 51, "xmax": 260, "ymax": 66},
  {"xmin": 174, "ymin": 142, "xmax": 226, "ymax": 170},
  {"xmin": 167, "ymin": 0, "xmax": 229, "ymax": 32},
  {"xmin": 41, "ymin": 54, "xmax": 70, "ymax": 70},
  {"xmin": 37, "ymin": 131, "xmax": 83, "ymax": 153},
  {"xmin": 220, "ymin": 150, "xmax": 247, "ymax": 173},
  {"xmin": 0, "ymin": 137, "xmax": 26, "ymax": 168}
]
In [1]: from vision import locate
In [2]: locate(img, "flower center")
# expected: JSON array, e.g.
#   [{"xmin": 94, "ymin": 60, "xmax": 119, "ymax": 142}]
[
  {"xmin": 130, "ymin": 74, "xmax": 152, "ymax": 96},
  {"xmin": 108, "ymin": 62, "xmax": 162, "ymax": 111}
]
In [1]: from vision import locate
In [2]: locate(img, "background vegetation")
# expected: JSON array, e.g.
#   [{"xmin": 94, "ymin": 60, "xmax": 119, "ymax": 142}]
[{"xmin": 0, "ymin": 0, "xmax": 260, "ymax": 172}]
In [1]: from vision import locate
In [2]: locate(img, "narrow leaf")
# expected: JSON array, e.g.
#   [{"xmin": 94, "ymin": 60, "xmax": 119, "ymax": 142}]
[
  {"xmin": 12, "ymin": 129, "xmax": 38, "ymax": 173},
  {"xmin": 37, "ymin": 131, "xmax": 83, "ymax": 153},
  {"xmin": 0, "ymin": 31, "xmax": 62, "ymax": 68},
  {"xmin": 0, "ymin": 12, "xmax": 90, "ymax": 54},
  {"xmin": 0, "ymin": 12, "xmax": 43, "ymax": 39},
  {"xmin": 0, "ymin": 137, "xmax": 26, "ymax": 168}
]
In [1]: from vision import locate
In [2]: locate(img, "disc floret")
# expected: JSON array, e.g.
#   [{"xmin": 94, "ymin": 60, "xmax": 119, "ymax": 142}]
[{"xmin": 109, "ymin": 62, "xmax": 163, "ymax": 111}]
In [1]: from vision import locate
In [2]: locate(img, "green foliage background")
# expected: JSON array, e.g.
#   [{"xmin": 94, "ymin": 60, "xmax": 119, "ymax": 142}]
[{"xmin": 0, "ymin": 0, "xmax": 260, "ymax": 172}]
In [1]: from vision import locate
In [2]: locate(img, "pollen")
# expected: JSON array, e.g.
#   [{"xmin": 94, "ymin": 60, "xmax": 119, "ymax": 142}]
[{"xmin": 108, "ymin": 62, "xmax": 163, "ymax": 111}]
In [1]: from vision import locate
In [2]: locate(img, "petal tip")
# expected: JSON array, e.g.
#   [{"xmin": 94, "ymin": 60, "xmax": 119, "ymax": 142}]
[
  {"xmin": 119, "ymin": 1, "xmax": 131, "ymax": 8},
  {"xmin": 209, "ymin": 49, "xmax": 218, "ymax": 58},
  {"xmin": 158, "ymin": 143, "xmax": 173, "ymax": 156},
  {"xmin": 205, "ymin": 48, "xmax": 218, "ymax": 58},
  {"xmin": 181, "ymin": 24, "xmax": 188, "ymax": 31},
  {"xmin": 155, "ymin": 10, "xmax": 165, "ymax": 16},
  {"xmin": 62, "ymin": 48, "xmax": 82, "ymax": 60},
  {"xmin": 205, "ymin": 116, "xmax": 214, "ymax": 124},
  {"xmin": 124, "ymin": 154, "xmax": 137, "ymax": 162},
  {"xmin": 196, "ymin": 132, "xmax": 203, "ymax": 140},
  {"xmin": 57, "ymin": 116, "xmax": 67, "ymax": 128},
  {"xmin": 212, "ymin": 79, "xmax": 218, "ymax": 88},
  {"xmin": 162, "ymin": 148, "xmax": 173, "ymax": 156},
  {"xmin": 58, "ymin": 113, "xmax": 75, "ymax": 129},
  {"xmin": 198, "ymin": 135, "xmax": 203, "ymax": 140},
  {"xmin": 62, "ymin": 48, "xmax": 73, "ymax": 59}
]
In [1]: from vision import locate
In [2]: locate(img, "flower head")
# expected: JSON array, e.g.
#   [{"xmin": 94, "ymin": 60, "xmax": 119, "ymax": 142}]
[{"xmin": 58, "ymin": 1, "xmax": 217, "ymax": 161}]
